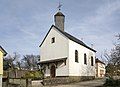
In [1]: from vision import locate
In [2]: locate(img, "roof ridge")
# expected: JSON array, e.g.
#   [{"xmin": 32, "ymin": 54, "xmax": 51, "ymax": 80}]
[
  {"xmin": 64, "ymin": 32, "xmax": 86, "ymax": 45},
  {"xmin": 54, "ymin": 25, "xmax": 96, "ymax": 52}
]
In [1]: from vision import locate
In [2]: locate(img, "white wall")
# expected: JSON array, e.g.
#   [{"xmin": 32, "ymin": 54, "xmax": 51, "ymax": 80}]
[
  {"xmin": 40, "ymin": 26, "xmax": 96, "ymax": 77},
  {"xmin": 40, "ymin": 27, "xmax": 68, "ymax": 61},
  {"xmin": 40, "ymin": 26, "xmax": 69, "ymax": 76},
  {"xmin": 68, "ymin": 40, "xmax": 96, "ymax": 76},
  {"xmin": 44, "ymin": 62, "xmax": 69, "ymax": 77},
  {"xmin": 56, "ymin": 62, "xmax": 69, "ymax": 76}
]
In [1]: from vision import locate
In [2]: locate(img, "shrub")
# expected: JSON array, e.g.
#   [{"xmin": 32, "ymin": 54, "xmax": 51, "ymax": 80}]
[
  {"xmin": 104, "ymin": 78, "xmax": 120, "ymax": 86},
  {"xmin": 23, "ymin": 71, "xmax": 43, "ymax": 79}
]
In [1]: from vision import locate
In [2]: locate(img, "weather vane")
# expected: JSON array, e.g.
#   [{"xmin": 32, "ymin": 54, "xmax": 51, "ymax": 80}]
[{"xmin": 57, "ymin": 2, "xmax": 62, "ymax": 11}]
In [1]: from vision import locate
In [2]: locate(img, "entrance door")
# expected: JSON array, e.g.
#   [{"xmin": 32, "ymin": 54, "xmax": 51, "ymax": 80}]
[{"xmin": 50, "ymin": 65, "xmax": 56, "ymax": 78}]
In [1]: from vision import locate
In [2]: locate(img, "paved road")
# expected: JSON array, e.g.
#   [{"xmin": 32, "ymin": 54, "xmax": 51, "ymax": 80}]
[{"xmin": 45, "ymin": 79, "xmax": 105, "ymax": 87}]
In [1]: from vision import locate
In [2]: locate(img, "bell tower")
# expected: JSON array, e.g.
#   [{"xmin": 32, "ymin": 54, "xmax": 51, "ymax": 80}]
[{"xmin": 54, "ymin": 3, "xmax": 65, "ymax": 31}]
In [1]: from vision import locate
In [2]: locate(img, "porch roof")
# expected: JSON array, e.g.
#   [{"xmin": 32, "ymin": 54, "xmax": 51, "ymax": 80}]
[{"xmin": 38, "ymin": 57, "xmax": 67, "ymax": 64}]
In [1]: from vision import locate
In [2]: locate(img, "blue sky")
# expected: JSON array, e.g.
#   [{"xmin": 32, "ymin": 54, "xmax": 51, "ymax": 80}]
[{"xmin": 0, "ymin": 0, "xmax": 120, "ymax": 59}]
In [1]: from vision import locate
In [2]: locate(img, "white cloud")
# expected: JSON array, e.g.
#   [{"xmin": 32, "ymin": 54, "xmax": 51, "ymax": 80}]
[{"xmin": 20, "ymin": 29, "xmax": 38, "ymax": 39}]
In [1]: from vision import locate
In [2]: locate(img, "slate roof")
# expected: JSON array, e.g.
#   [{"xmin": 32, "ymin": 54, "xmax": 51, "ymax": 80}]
[
  {"xmin": 39, "ymin": 57, "xmax": 67, "ymax": 64},
  {"xmin": 0, "ymin": 46, "xmax": 7, "ymax": 56},
  {"xmin": 95, "ymin": 58, "xmax": 105, "ymax": 65},
  {"xmin": 39, "ymin": 25, "xmax": 96, "ymax": 52},
  {"xmin": 54, "ymin": 12, "xmax": 65, "ymax": 17}
]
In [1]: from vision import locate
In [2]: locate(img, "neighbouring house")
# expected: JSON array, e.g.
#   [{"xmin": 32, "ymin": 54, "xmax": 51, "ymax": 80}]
[
  {"xmin": 0, "ymin": 46, "xmax": 7, "ymax": 86},
  {"xmin": 95, "ymin": 58, "xmax": 105, "ymax": 78},
  {"xmin": 39, "ymin": 11, "xmax": 96, "ymax": 81}
]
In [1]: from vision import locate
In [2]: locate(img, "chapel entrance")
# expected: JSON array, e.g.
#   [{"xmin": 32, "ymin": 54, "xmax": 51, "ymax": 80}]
[{"xmin": 50, "ymin": 65, "xmax": 56, "ymax": 78}]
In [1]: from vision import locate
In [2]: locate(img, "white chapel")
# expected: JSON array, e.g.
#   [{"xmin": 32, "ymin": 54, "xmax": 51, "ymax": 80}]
[{"xmin": 39, "ymin": 10, "xmax": 96, "ymax": 80}]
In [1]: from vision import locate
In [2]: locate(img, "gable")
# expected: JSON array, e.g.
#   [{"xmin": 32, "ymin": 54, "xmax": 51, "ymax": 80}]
[
  {"xmin": 40, "ymin": 25, "xmax": 69, "ymax": 61},
  {"xmin": 96, "ymin": 58, "xmax": 105, "ymax": 65},
  {"xmin": 39, "ymin": 25, "xmax": 96, "ymax": 52},
  {"xmin": 39, "ymin": 25, "xmax": 67, "ymax": 47}
]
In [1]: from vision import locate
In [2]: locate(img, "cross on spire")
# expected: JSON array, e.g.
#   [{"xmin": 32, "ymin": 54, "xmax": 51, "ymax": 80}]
[{"xmin": 57, "ymin": 2, "xmax": 62, "ymax": 11}]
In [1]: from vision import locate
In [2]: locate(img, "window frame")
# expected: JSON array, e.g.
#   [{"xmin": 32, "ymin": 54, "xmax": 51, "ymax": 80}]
[
  {"xmin": 91, "ymin": 56, "xmax": 94, "ymax": 66},
  {"xmin": 75, "ymin": 50, "xmax": 79, "ymax": 63},
  {"xmin": 51, "ymin": 37, "xmax": 55, "ymax": 43},
  {"xmin": 84, "ymin": 53, "xmax": 87, "ymax": 64}
]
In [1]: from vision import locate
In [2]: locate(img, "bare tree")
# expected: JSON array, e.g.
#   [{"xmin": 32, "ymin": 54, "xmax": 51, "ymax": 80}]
[
  {"xmin": 21, "ymin": 54, "xmax": 40, "ymax": 70},
  {"xmin": 104, "ymin": 34, "xmax": 120, "ymax": 76},
  {"xmin": 4, "ymin": 52, "xmax": 20, "ymax": 78}
]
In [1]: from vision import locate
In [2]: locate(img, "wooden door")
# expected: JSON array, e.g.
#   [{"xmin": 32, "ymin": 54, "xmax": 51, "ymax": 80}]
[{"xmin": 50, "ymin": 65, "xmax": 56, "ymax": 78}]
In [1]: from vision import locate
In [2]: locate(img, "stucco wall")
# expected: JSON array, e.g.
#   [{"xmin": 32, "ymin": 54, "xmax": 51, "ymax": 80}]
[
  {"xmin": 40, "ymin": 26, "xmax": 96, "ymax": 77},
  {"xmin": 56, "ymin": 62, "xmax": 68, "ymax": 76},
  {"xmin": 68, "ymin": 40, "xmax": 96, "ymax": 76},
  {"xmin": 40, "ymin": 27, "xmax": 69, "ymax": 61},
  {"xmin": 40, "ymin": 27, "xmax": 69, "ymax": 76},
  {"xmin": 45, "ymin": 62, "xmax": 69, "ymax": 77},
  {"xmin": 0, "ymin": 51, "xmax": 3, "ymax": 75}
]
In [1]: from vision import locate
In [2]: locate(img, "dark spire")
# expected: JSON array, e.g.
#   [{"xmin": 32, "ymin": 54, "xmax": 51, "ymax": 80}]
[{"xmin": 54, "ymin": 12, "xmax": 65, "ymax": 17}]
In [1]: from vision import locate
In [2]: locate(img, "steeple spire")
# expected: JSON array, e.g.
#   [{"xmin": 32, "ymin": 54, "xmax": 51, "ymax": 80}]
[{"xmin": 54, "ymin": 1, "xmax": 65, "ymax": 31}]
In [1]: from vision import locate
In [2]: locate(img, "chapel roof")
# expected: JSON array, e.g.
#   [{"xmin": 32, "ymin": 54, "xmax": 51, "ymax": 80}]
[
  {"xmin": 54, "ymin": 12, "xmax": 65, "ymax": 17},
  {"xmin": 95, "ymin": 58, "xmax": 105, "ymax": 65},
  {"xmin": 39, "ymin": 25, "xmax": 96, "ymax": 52},
  {"xmin": 39, "ymin": 57, "xmax": 67, "ymax": 64}
]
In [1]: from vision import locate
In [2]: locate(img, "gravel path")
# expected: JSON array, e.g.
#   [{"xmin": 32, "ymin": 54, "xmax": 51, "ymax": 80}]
[{"xmin": 44, "ymin": 79, "xmax": 105, "ymax": 87}]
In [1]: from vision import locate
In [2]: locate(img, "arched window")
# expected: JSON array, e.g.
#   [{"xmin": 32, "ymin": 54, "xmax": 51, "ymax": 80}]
[
  {"xmin": 84, "ymin": 53, "xmax": 87, "ymax": 64},
  {"xmin": 91, "ymin": 56, "xmax": 94, "ymax": 66},
  {"xmin": 75, "ymin": 50, "xmax": 78, "ymax": 62}
]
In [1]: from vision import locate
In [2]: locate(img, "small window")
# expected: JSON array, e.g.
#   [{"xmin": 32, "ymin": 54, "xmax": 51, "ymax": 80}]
[
  {"xmin": 91, "ymin": 56, "xmax": 94, "ymax": 66},
  {"xmin": 51, "ymin": 37, "xmax": 55, "ymax": 43},
  {"xmin": 84, "ymin": 53, "xmax": 87, "ymax": 64},
  {"xmin": 75, "ymin": 50, "xmax": 78, "ymax": 62}
]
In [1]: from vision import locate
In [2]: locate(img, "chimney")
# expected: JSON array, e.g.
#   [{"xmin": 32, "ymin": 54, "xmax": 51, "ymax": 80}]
[{"xmin": 54, "ymin": 11, "xmax": 65, "ymax": 31}]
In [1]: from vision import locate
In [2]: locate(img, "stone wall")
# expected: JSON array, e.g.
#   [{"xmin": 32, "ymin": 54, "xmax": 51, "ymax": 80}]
[
  {"xmin": 8, "ymin": 78, "xmax": 32, "ymax": 87},
  {"xmin": 32, "ymin": 80, "xmax": 43, "ymax": 87},
  {"xmin": 8, "ymin": 70, "xmax": 33, "ymax": 78},
  {"xmin": 43, "ymin": 76, "xmax": 95, "ymax": 85},
  {"xmin": 3, "ymin": 78, "xmax": 44, "ymax": 87},
  {"xmin": 8, "ymin": 83, "xmax": 20, "ymax": 87}
]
